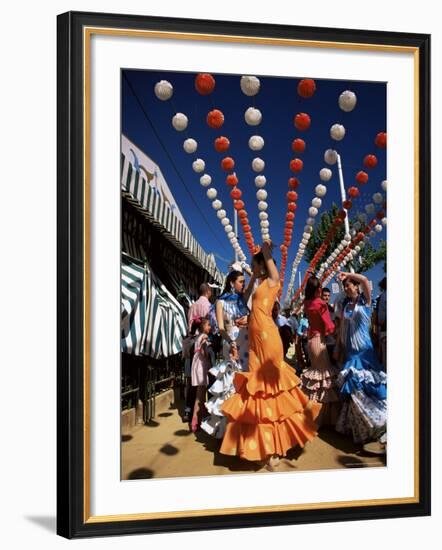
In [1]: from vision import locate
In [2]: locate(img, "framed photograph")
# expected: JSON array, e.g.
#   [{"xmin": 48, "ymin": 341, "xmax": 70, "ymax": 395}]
[{"xmin": 57, "ymin": 10, "xmax": 431, "ymax": 538}]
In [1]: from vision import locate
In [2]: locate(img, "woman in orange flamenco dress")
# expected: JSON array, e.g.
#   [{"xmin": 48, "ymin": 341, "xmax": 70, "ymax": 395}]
[{"xmin": 220, "ymin": 241, "xmax": 321, "ymax": 466}]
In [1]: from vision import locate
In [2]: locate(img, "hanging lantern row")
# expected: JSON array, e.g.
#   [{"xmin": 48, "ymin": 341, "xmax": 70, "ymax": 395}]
[
  {"xmin": 285, "ymin": 182, "xmax": 329, "ymax": 303},
  {"xmin": 318, "ymin": 187, "xmax": 387, "ymax": 280},
  {"xmin": 320, "ymin": 206, "xmax": 387, "ymax": 283}
]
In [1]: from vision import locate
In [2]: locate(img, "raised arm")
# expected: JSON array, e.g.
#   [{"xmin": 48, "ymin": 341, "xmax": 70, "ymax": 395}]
[
  {"xmin": 339, "ymin": 271, "xmax": 372, "ymax": 306},
  {"xmin": 243, "ymin": 273, "xmax": 256, "ymax": 304},
  {"xmin": 262, "ymin": 241, "xmax": 279, "ymax": 288}
]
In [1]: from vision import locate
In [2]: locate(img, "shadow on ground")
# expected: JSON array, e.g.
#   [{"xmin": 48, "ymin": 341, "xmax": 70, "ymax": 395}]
[{"xmin": 127, "ymin": 468, "xmax": 154, "ymax": 479}]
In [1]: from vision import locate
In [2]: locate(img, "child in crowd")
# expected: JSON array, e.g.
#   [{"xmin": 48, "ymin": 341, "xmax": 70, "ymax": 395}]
[{"xmin": 190, "ymin": 318, "xmax": 213, "ymax": 433}]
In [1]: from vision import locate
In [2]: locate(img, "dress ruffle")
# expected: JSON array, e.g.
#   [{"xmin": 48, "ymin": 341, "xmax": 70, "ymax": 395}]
[
  {"xmin": 338, "ymin": 350, "xmax": 387, "ymax": 401},
  {"xmin": 300, "ymin": 365, "xmax": 341, "ymax": 403},
  {"xmin": 220, "ymin": 362, "xmax": 321, "ymax": 461},
  {"xmin": 201, "ymin": 359, "xmax": 242, "ymax": 439}
]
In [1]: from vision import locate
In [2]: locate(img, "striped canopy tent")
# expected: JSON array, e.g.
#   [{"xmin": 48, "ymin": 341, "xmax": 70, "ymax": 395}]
[
  {"xmin": 121, "ymin": 254, "xmax": 187, "ymax": 358},
  {"xmin": 121, "ymin": 152, "xmax": 224, "ymax": 285}
]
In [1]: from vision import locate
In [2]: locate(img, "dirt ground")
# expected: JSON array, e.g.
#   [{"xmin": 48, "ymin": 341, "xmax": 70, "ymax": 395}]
[{"xmin": 121, "ymin": 395, "xmax": 385, "ymax": 480}]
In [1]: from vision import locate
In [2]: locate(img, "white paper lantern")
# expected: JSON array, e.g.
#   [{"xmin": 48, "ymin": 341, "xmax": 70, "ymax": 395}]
[
  {"xmin": 260, "ymin": 220, "xmax": 270, "ymax": 228},
  {"xmin": 373, "ymin": 193, "xmax": 383, "ymax": 204},
  {"xmin": 320, "ymin": 170, "xmax": 333, "ymax": 185},
  {"xmin": 183, "ymin": 138, "xmax": 197, "ymax": 154},
  {"xmin": 308, "ymin": 207, "xmax": 318, "ymax": 217},
  {"xmin": 249, "ymin": 135, "xmax": 264, "ymax": 151},
  {"xmin": 212, "ymin": 200, "xmax": 222, "ymax": 210},
  {"xmin": 306, "ymin": 217, "xmax": 315, "ymax": 226},
  {"xmin": 369, "ymin": 230, "xmax": 376, "ymax": 237},
  {"xmin": 382, "ymin": 217, "xmax": 387, "ymax": 226},
  {"xmin": 254, "ymin": 175, "xmax": 266, "ymax": 188},
  {"xmin": 365, "ymin": 203, "xmax": 375, "ymax": 214},
  {"xmin": 200, "ymin": 174, "xmax": 211, "ymax": 187},
  {"xmin": 360, "ymin": 241, "xmax": 366, "ymax": 248},
  {"xmin": 381, "ymin": 180, "xmax": 387, "ymax": 192},
  {"xmin": 227, "ymin": 231, "xmax": 235, "ymax": 239},
  {"xmin": 338, "ymin": 244, "xmax": 344, "ymax": 251},
  {"xmin": 375, "ymin": 224, "xmax": 383, "ymax": 232},
  {"xmin": 299, "ymin": 243, "xmax": 306, "ymax": 250},
  {"xmin": 304, "ymin": 225, "xmax": 313, "ymax": 233},
  {"xmin": 240, "ymin": 76, "xmax": 261, "ymax": 96},
  {"xmin": 154, "ymin": 80, "xmax": 173, "ymax": 101},
  {"xmin": 258, "ymin": 201, "xmax": 268, "ymax": 211},
  {"xmin": 206, "ymin": 188, "xmax": 217, "ymax": 200},
  {"xmin": 355, "ymin": 245, "xmax": 361, "ymax": 253},
  {"xmin": 256, "ymin": 189, "xmax": 268, "ymax": 201},
  {"xmin": 312, "ymin": 197, "xmax": 322, "ymax": 209},
  {"xmin": 221, "ymin": 218, "xmax": 230, "ymax": 226},
  {"xmin": 330, "ymin": 124, "xmax": 346, "ymax": 141},
  {"xmin": 302, "ymin": 238, "xmax": 308, "ymax": 245},
  {"xmin": 259, "ymin": 212, "xmax": 269, "ymax": 220},
  {"xmin": 252, "ymin": 157, "xmax": 265, "ymax": 172},
  {"xmin": 245, "ymin": 107, "xmax": 262, "ymax": 126},
  {"xmin": 350, "ymin": 229, "xmax": 356, "ymax": 237},
  {"xmin": 192, "ymin": 158, "xmax": 205, "ymax": 173},
  {"xmin": 315, "ymin": 184, "xmax": 327, "ymax": 198},
  {"xmin": 338, "ymin": 90, "xmax": 357, "ymax": 112},
  {"xmin": 230, "ymin": 237, "xmax": 238, "ymax": 245},
  {"xmin": 302, "ymin": 232, "xmax": 310, "ymax": 239},
  {"xmin": 217, "ymin": 209, "xmax": 226, "ymax": 219},
  {"xmin": 172, "ymin": 113, "xmax": 188, "ymax": 131},
  {"xmin": 224, "ymin": 224, "xmax": 233, "ymax": 233},
  {"xmin": 324, "ymin": 149, "xmax": 338, "ymax": 165}
]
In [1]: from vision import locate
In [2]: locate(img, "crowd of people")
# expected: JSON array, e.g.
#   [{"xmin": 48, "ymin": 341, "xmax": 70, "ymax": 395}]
[{"xmin": 181, "ymin": 241, "xmax": 387, "ymax": 470}]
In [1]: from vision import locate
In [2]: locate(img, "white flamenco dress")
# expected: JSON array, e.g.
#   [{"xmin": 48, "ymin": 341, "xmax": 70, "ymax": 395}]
[{"xmin": 201, "ymin": 294, "xmax": 249, "ymax": 439}]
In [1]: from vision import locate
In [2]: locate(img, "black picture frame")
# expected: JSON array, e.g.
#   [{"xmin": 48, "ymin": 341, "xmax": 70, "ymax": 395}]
[{"xmin": 57, "ymin": 10, "xmax": 431, "ymax": 539}]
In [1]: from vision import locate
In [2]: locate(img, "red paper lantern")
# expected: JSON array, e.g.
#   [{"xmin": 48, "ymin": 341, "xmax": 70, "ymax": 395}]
[
  {"xmin": 287, "ymin": 191, "xmax": 298, "ymax": 202},
  {"xmin": 376, "ymin": 210, "xmax": 385, "ymax": 220},
  {"xmin": 226, "ymin": 173, "xmax": 238, "ymax": 187},
  {"xmin": 364, "ymin": 226, "xmax": 371, "ymax": 234},
  {"xmin": 370, "ymin": 219, "xmax": 377, "ymax": 228},
  {"xmin": 207, "ymin": 109, "xmax": 224, "ymax": 129},
  {"xmin": 285, "ymin": 221, "xmax": 294, "ymax": 229},
  {"xmin": 297, "ymin": 79, "xmax": 316, "ymax": 98},
  {"xmin": 195, "ymin": 73, "xmax": 215, "ymax": 95},
  {"xmin": 234, "ymin": 200, "xmax": 244, "ymax": 211},
  {"xmin": 290, "ymin": 158, "xmax": 304, "ymax": 173},
  {"xmin": 294, "ymin": 112, "xmax": 311, "ymax": 131},
  {"xmin": 214, "ymin": 136, "xmax": 230, "ymax": 152},
  {"xmin": 287, "ymin": 202, "xmax": 297, "ymax": 212},
  {"xmin": 221, "ymin": 157, "xmax": 235, "ymax": 171},
  {"xmin": 286, "ymin": 212, "xmax": 295, "ymax": 221},
  {"xmin": 240, "ymin": 217, "xmax": 249, "ymax": 225},
  {"xmin": 230, "ymin": 188, "xmax": 242, "ymax": 200},
  {"xmin": 280, "ymin": 244, "xmax": 287, "ymax": 252},
  {"xmin": 363, "ymin": 154, "xmax": 378, "ymax": 169},
  {"xmin": 238, "ymin": 209, "xmax": 248, "ymax": 219},
  {"xmin": 356, "ymin": 171, "xmax": 369, "ymax": 185},
  {"xmin": 357, "ymin": 232, "xmax": 365, "ymax": 241},
  {"xmin": 243, "ymin": 224, "xmax": 251, "ymax": 232},
  {"xmin": 244, "ymin": 231, "xmax": 252, "ymax": 239},
  {"xmin": 288, "ymin": 177, "xmax": 300, "ymax": 189},
  {"xmin": 348, "ymin": 186, "xmax": 360, "ymax": 198},
  {"xmin": 291, "ymin": 138, "xmax": 306, "ymax": 153},
  {"xmin": 375, "ymin": 132, "xmax": 387, "ymax": 148},
  {"xmin": 343, "ymin": 199, "xmax": 353, "ymax": 209}
]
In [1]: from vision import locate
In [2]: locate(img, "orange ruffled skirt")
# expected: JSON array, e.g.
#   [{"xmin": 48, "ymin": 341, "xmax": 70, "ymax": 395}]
[{"xmin": 220, "ymin": 360, "xmax": 321, "ymax": 461}]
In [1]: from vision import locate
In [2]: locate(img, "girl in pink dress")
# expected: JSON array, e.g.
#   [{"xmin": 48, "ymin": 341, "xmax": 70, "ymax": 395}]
[
  {"xmin": 190, "ymin": 318, "xmax": 212, "ymax": 432},
  {"xmin": 301, "ymin": 275, "xmax": 341, "ymax": 427}
]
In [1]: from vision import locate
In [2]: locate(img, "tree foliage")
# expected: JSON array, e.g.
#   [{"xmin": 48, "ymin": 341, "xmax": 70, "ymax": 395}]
[{"xmin": 304, "ymin": 203, "xmax": 386, "ymax": 274}]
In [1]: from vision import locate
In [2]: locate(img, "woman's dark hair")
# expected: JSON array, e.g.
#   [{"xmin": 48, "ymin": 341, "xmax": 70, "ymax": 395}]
[
  {"xmin": 252, "ymin": 252, "xmax": 276, "ymax": 275},
  {"xmin": 343, "ymin": 277, "xmax": 360, "ymax": 288},
  {"xmin": 305, "ymin": 275, "xmax": 322, "ymax": 300},
  {"xmin": 222, "ymin": 270, "xmax": 244, "ymax": 295}
]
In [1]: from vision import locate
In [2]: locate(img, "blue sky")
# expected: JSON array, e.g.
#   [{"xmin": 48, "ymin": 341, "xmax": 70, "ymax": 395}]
[{"xmin": 122, "ymin": 69, "xmax": 387, "ymax": 299}]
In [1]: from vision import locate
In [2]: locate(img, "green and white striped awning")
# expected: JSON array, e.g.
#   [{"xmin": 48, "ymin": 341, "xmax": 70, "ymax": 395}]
[
  {"xmin": 121, "ymin": 153, "xmax": 224, "ymax": 285},
  {"xmin": 121, "ymin": 254, "xmax": 187, "ymax": 358}
]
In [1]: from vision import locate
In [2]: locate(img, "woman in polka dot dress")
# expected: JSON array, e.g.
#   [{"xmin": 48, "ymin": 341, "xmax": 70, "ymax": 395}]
[{"xmin": 220, "ymin": 241, "xmax": 321, "ymax": 466}]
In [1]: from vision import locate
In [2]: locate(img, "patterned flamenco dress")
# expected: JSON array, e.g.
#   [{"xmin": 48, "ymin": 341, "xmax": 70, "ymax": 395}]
[{"xmin": 220, "ymin": 279, "xmax": 321, "ymax": 461}]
